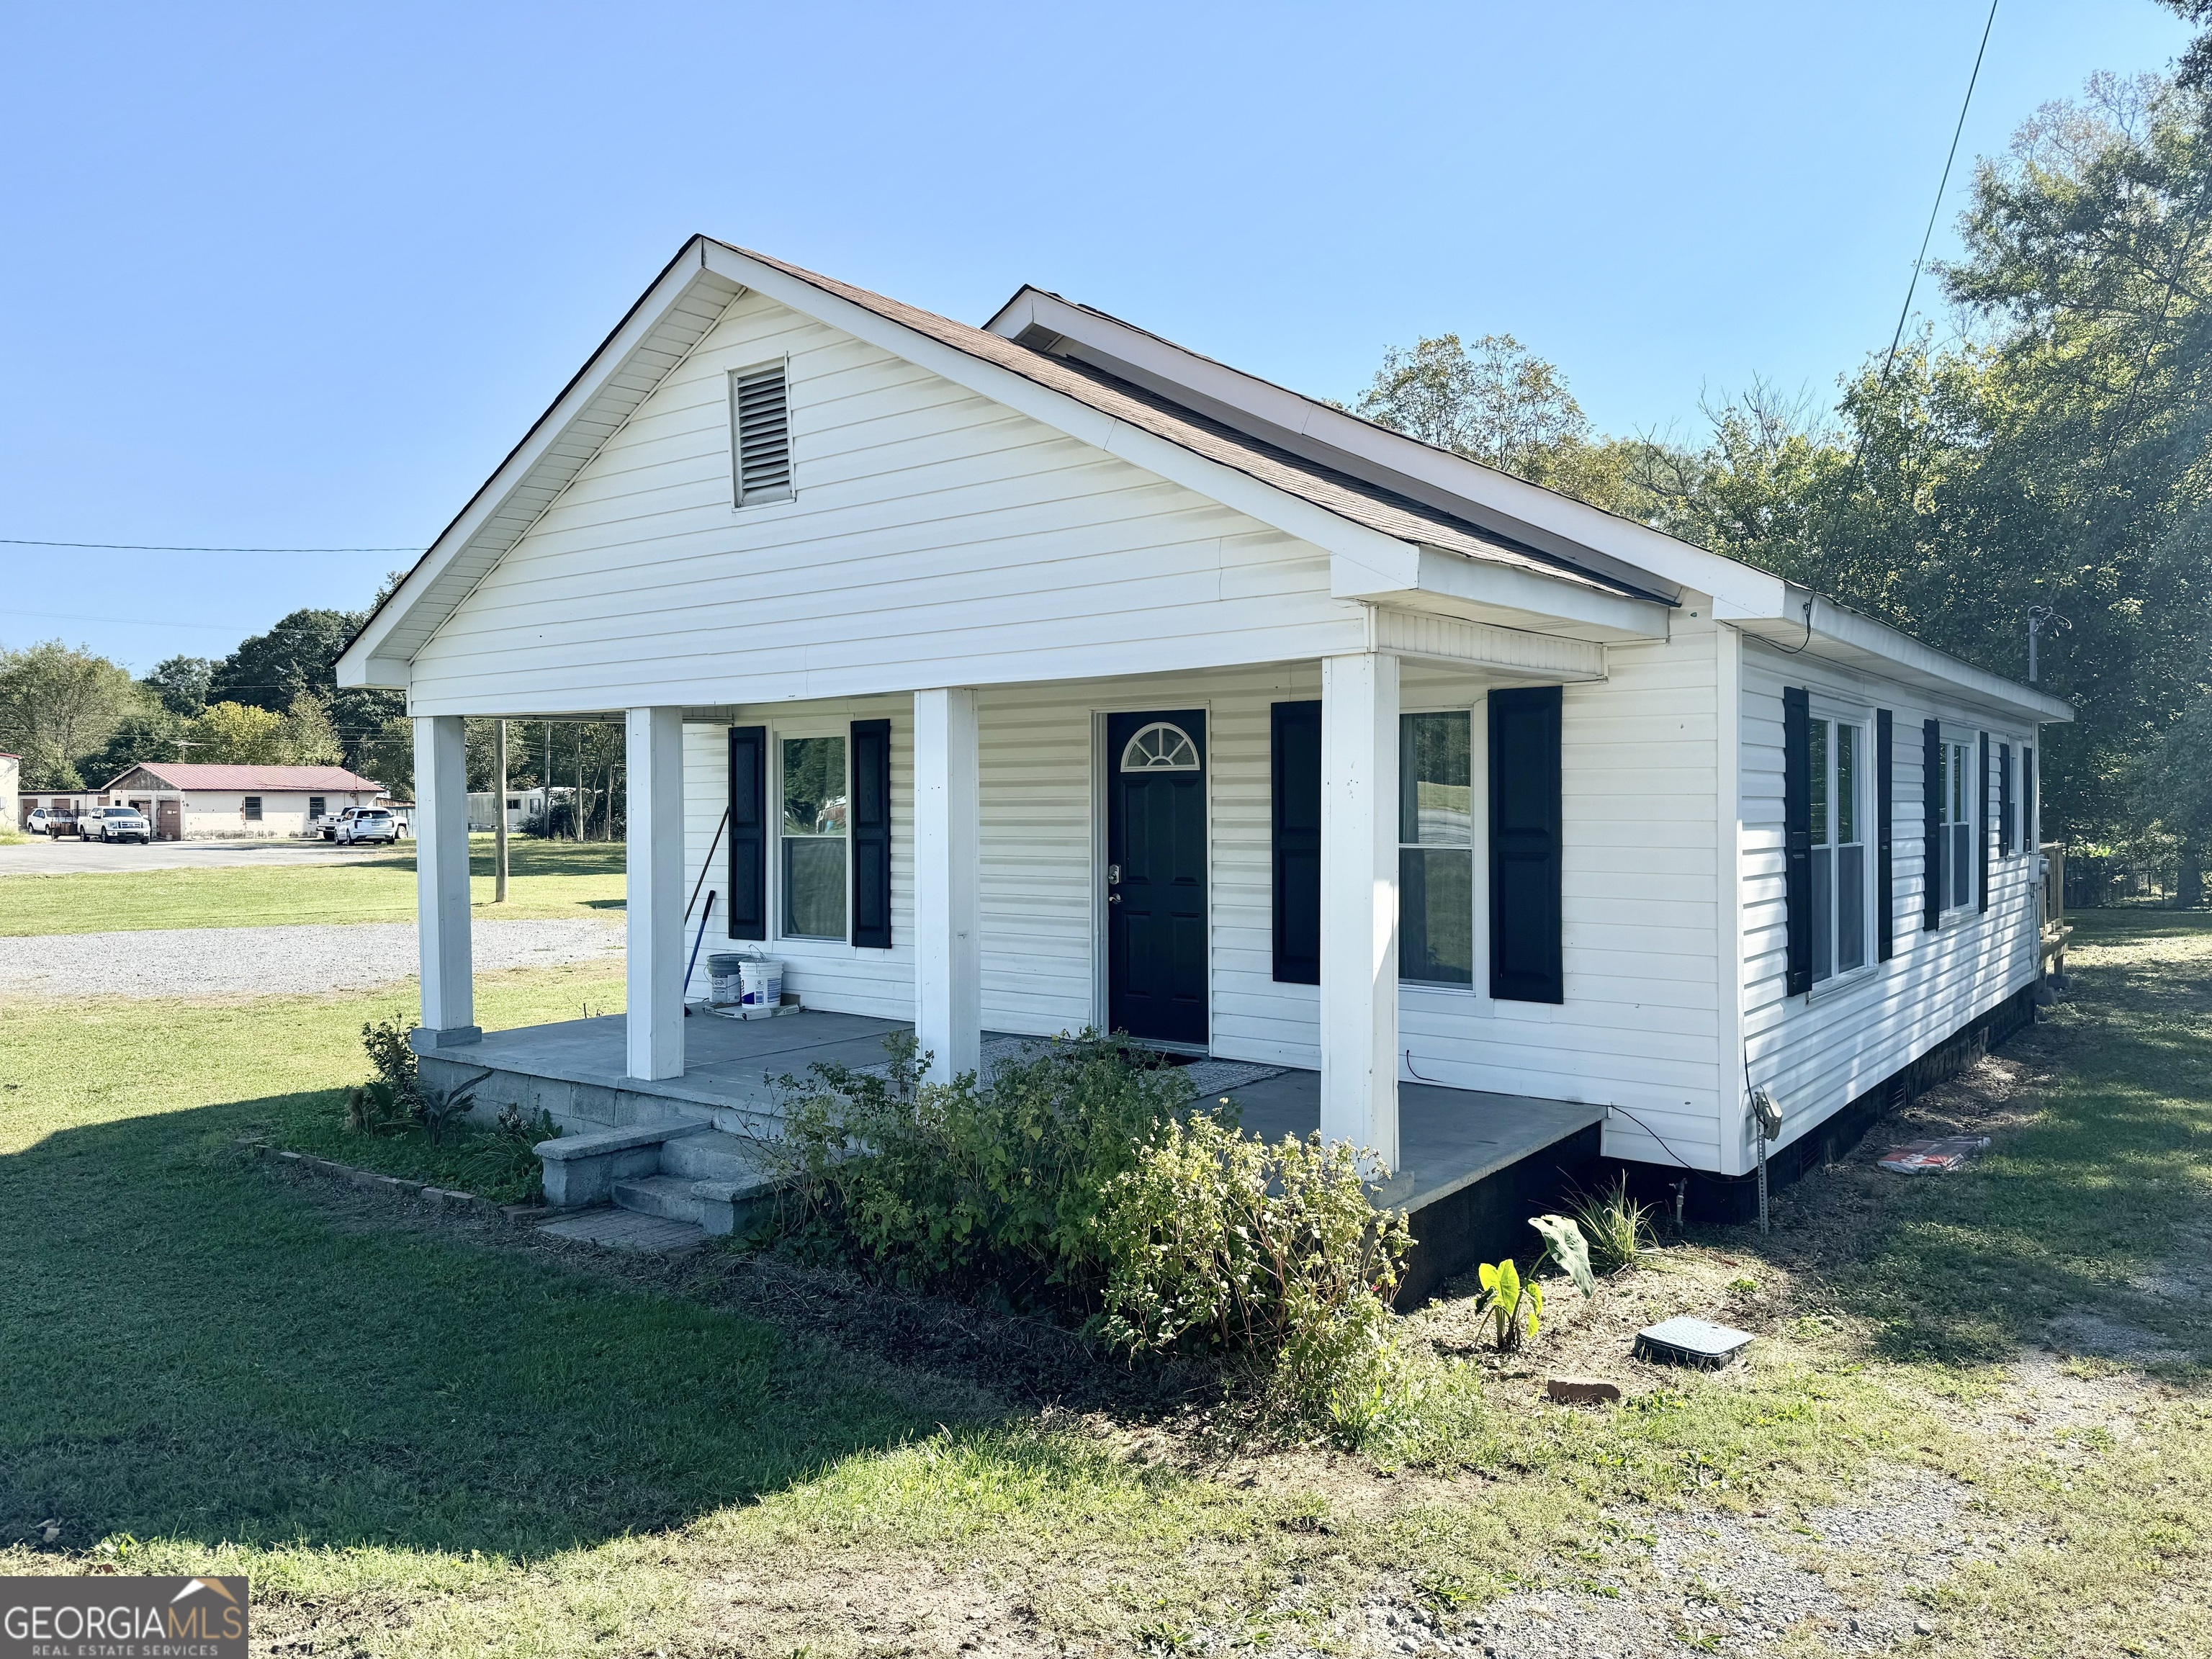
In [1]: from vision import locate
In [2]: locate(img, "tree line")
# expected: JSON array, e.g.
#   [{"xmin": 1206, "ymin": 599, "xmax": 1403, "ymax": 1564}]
[
  {"xmin": 1358, "ymin": 19, "xmax": 2212, "ymax": 902},
  {"xmin": 0, "ymin": 597, "xmax": 626, "ymax": 837}
]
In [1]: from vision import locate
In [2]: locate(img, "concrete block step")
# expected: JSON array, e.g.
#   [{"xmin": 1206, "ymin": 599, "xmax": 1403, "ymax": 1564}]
[
  {"xmin": 611, "ymin": 1174, "xmax": 706, "ymax": 1226},
  {"xmin": 660, "ymin": 1130, "xmax": 783, "ymax": 1190}
]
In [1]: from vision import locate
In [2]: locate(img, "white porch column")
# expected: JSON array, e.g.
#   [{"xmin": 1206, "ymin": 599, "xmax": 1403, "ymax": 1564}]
[
  {"xmin": 913, "ymin": 687, "xmax": 981, "ymax": 1080},
  {"xmin": 626, "ymin": 706, "xmax": 685, "ymax": 1081},
  {"xmin": 413, "ymin": 714, "xmax": 478, "ymax": 1048},
  {"xmin": 1320, "ymin": 651, "xmax": 1401, "ymax": 1172}
]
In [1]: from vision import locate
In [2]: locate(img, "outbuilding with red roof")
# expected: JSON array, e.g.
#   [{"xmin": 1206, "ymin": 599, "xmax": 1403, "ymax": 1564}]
[{"xmin": 86, "ymin": 761, "xmax": 390, "ymax": 840}]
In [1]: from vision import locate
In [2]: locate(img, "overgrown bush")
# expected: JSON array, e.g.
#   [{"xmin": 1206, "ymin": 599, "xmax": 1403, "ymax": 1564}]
[
  {"xmin": 764, "ymin": 1030, "xmax": 1193, "ymax": 1307},
  {"xmin": 1095, "ymin": 1115, "xmax": 1416, "ymax": 1439},
  {"xmin": 454, "ymin": 1102, "xmax": 561, "ymax": 1202},
  {"xmin": 349, "ymin": 1016, "xmax": 476, "ymax": 1144}
]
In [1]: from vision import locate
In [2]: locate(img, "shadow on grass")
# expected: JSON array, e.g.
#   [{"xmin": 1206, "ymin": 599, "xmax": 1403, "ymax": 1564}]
[
  {"xmin": 1766, "ymin": 910, "xmax": 2212, "ymax": 1370},
  {"xmin": 0, "ymin": 1097, "xmax": 953, "ymax": 1560}
]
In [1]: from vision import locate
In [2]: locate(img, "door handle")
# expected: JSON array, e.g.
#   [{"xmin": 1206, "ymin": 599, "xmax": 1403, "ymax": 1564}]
[{"xmin": 1107, "ymin": 894, "xmax": 1122, "ymax": 904}]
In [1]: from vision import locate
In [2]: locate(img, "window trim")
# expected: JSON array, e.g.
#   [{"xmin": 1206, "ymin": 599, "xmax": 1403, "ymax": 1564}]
[
  {"xmin": 773, "ymin": 723, "xmax": 852, "ymax": 945},
  {"xmin": 1804, "ymin": 706, "xmax": 1876, "ymax": 992},
  {"xmin": 1936, "ymin": 727, "xmax": 1978, "ymax": 920},
  {"xmin": 1398, "ymin": 706, "xmax": 1477, "ymax": 991}
]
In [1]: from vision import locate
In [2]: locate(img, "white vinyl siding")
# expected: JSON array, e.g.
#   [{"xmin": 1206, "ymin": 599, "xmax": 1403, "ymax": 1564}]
[
  {"xmin": 678, "ymin": 628, "xmax": 1732, "ymax": 1156},
  {"xmin": 406, "ymin": 289, "xmax": 1362, "ymax": 714},
  {"xmin": 1742, "ymin": 642, "xmax": 2041, "ymax": 1175}
]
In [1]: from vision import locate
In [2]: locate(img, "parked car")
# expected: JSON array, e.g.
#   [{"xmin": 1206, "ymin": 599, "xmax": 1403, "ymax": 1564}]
[
  {"xmin": 336, "ymin": 807, "xmax": 400, "ymax": 846},
  {"xmin": 40, "ymin": 805, "xmax": 78, "ymax": 837},
  {"xmin": 24, "ymin": 807, "xmax": 48, "ymax": 835},
  {"xmin": 80, "ymin": 806, "xmax": 151, "ymax": 844}
]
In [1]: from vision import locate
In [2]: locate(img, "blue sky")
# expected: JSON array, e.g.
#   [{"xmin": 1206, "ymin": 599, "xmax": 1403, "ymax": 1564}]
[{"xmin": 0, "ymin": 0, "xmax": 2192, "ymax": 673}]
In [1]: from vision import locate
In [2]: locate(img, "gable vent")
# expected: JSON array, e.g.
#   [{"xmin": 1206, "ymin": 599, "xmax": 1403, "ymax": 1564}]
[{"xmin": 731, "ymin": 361, "xmax": 793, "ymax": 505}]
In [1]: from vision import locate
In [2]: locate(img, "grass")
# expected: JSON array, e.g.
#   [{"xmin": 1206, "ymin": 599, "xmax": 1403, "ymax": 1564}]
[
  {"xmin": 0, "ymin": 913, "xmax": 2206, "ymax": 1654},
  {"xmin": 0, "ymin": 834, "xmax": 626, "ymax": 935}
]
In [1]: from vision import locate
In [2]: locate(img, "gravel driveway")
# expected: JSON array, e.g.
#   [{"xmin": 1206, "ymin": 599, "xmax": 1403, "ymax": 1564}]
[{"xmin": 7, "ymin": 918, "xmax": 624, "ymax": 999}]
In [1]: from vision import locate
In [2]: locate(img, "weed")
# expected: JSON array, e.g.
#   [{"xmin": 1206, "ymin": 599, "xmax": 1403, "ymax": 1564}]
[{"xmin": 1565, "ymin": 1171, "xmax": 1658, "ymax": 1274}]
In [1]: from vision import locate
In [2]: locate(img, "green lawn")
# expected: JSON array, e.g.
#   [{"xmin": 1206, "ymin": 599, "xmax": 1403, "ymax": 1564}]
[
  {"xmin": 0, "ymin": 915, "xmax": 2207, "ymax": 1655},
  {"xmin": 0, "ymin": 835, "xmax": 625, "ymax": 935}
]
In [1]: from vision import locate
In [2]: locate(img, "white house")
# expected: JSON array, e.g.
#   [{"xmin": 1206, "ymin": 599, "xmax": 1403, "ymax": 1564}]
[
  {"xmin": 1, "ymin": 753, "xmax": 18, "ymax": 833},
  {"xmin": 338, "ymin": 238, "xmax": 2067, "ymax": 1264},
  {"xmin": 95, "ymin": 763, "xmax": 387, "ymax": 839}
]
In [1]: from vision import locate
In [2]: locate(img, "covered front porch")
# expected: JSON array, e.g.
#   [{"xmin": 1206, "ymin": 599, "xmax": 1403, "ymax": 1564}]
[{"xmin": 420, "ymin": 1004, "xmax": 1607, "ymax": 1294}]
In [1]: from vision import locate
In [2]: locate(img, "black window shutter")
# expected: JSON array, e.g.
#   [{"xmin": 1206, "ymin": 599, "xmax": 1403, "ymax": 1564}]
[
  {"xmin": 1783, "ymin": 687, "xmax": 1812, "ymax": 996},
  {"xmin": 1977, "ymin": 732, "xmax": 1991, "ymax": 914},
  {"xmin": 1923, "ymin": 719, "xmax": 1942, "ymax": 932},
  {"xmin": 1270, "ymin": 700, "xmax": 1321, "ymax": 985},
  {"xmin": 850, "ymin": 718, "xmax": 892, "ymax": 949},
  {"xmin": 1876, "ymin": 709, "xmax": 1894, "ymax": 962},
  {"xmin": 1999, "ymin": 743, "xmax": 2014, "ymax": 856},
  {"xmin": 1489, "ymin": 686, "xmax": 1563, "ymax": 1004},
  {"xmin": 727, "ymin": 725, "xmax": 767, "ymax": 941},
  {"xmin": 2023, "ymin": 747, "xmax": 2036, "ymax": 850}
]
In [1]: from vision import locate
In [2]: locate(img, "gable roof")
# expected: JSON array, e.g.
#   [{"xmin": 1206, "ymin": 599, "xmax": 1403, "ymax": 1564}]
[
  {"xmin": 726, "ymin": 246, "xmax": 1656, "ymax": 603},
  {"xmin": 337, "ymin": 237, "xmax": 2070, "ymax": 724},
  {"xmin": 105, "ymin": 763, "xmax": 385, "ymax": 793}
]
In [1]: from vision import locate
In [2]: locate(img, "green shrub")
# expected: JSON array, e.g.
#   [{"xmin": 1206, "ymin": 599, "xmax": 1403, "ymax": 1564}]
[
  {"xmin": 1094, "ymin": 1115, "xmax": 1416, "ymax": 1440},
  {"xmin": 765, "ymin": 1030, "xmax": 1193, "ymax": 1306},
  {"xmin": 454, "ymin": 1102, "xmax": 560, "ymax": 1202}
]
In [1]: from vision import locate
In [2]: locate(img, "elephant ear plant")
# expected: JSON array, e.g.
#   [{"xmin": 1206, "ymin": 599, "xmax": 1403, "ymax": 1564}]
[{"xmin": 1475, "ymin": 1213, "xmax": 1596, "ymax": 1354}]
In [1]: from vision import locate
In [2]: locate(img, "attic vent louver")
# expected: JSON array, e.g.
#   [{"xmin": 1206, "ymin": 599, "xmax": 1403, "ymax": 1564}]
[{"xmin": 731, "ymin": 361, "xmax": 793, "ymax": 505}]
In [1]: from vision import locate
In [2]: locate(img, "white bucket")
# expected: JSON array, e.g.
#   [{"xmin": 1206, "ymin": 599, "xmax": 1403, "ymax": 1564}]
[{"xmin": 738, "ymin": 957, "xmax": 783, "ymax": 1010}]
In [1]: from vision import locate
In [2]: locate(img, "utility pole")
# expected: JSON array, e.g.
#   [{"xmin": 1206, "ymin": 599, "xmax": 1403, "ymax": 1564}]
[
  {"xmin": 2026, "ymin": 606, "xmax": 2069, "ymax": 683},
  {"xmin": 494, "ymin": 719, "xmax": 509, "ymax": 902}
]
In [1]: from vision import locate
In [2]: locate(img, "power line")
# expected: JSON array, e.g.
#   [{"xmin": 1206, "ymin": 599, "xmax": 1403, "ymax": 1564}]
[
  {"xmin": 1879, "ymin": 0, "xmax": 2001, "ymax": 385},
  {"xmin": 0, "ymin": 538, "xmax": 418, "ymax": 553}
]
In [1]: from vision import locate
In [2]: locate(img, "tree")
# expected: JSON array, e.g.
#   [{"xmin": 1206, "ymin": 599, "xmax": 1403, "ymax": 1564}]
[
  {"xmin": 183, "ymin": 701, "xmax": 287, "ymax": 764},
  {"xmin": 78, "ymin": 708, "xmax": 189, "ymax": 790},
  {"xmin": 143, "ymin": 655, "xmax": 214, "ymax": 716},
  {"xmin": 1357, "ymin": 333, "xmax": 1596, "ymax": 477},
  {"xmin": 208, "ymin": 610, "xmax": 359, "ymax": 712},
  {"xmin": 278, "ymin": 692, "xmax": 344, "ymax": 765},
  {"xmin": 2129, "ymin": 691, "xmax": 2212, "ymax": 904},
  {"xmin": 0, "ymin": 641, "xmax": 149, "ymax": 788}
]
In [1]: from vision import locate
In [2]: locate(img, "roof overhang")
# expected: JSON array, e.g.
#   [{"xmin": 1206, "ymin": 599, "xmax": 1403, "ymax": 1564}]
[
  {"xmin": 984, "ymin": 286, "xmax": 1789, "ymax": 616},
  {"xmin": 1740, "ymin": 591, "xmax": 2073, "ymax": 725},
  {"xmin": 336, "ymin": 241, "xmax": 747, "ymax": 688}
]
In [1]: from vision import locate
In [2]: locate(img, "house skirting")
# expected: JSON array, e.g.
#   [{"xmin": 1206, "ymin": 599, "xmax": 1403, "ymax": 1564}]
[{"xmin": 1614, "ymin": 983, "xmax": 2040, "ymax": 1225}]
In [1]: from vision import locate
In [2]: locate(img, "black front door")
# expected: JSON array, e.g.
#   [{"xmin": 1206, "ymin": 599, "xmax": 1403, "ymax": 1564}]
[{"xmin": 1106, "ymin": 709, "xmax": 1208, "ymax": 1047}]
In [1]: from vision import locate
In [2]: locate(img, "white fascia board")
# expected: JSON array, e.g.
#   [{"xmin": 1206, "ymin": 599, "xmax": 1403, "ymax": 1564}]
[
  {"xmin": 701, "ymin": 244, "xmax": 1643, "ymax": 633},
  {"xmin": 336, "ymin": 240, "xmax": 739, "ymax": 688},
  {"xmin": 986, "ymin": 287, "xmax": 1789, "ymax": 618},
  {"xmin": 1332, "ymin": 544, "xmax": 1669, "ymax": 642},
  {"xmin": 1745, "ymin": 591, "xmax": 2074, "ymax": 724}
]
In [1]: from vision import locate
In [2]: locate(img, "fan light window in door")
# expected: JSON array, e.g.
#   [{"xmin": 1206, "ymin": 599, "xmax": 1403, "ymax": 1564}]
[{"xmin": 1120, "ymin": 721, "xmax": 1200, "ymax": 773}]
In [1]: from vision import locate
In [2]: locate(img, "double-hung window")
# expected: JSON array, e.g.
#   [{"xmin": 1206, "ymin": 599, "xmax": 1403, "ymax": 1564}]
[
  {"xmin": 780, "ymin": 735, "xmax": 848, "ymax": 940},
  {"xmin": 1808, "ymin": 716, "xmax": 1870, "ymax": 984},
  {"xmin": 1399, "ymin": 711, "xmax": 1474, "ymax": 986},
  {"xmin": 1938, "ymin": 737, "xmax": 1974, "ymax": 912}
]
